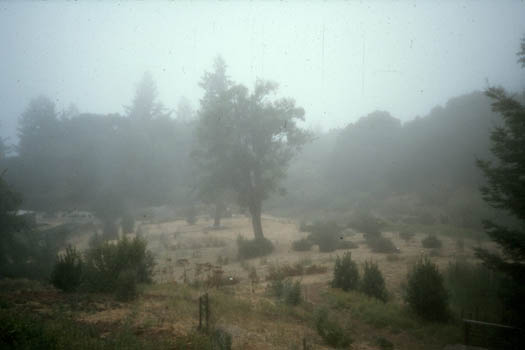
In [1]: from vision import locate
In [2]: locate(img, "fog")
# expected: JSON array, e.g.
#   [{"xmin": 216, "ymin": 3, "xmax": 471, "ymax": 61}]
[
  {"xmin": 1, "ymin": 1, "xmax": 524, "ymax": 142},
  {"xmin": 1, "ymin": 2, "xmax": 525, "ymax": 349}
]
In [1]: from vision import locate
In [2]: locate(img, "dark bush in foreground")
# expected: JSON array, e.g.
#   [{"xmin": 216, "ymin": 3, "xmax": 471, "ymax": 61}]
[
  {"xmin": 236, "ymin": 236, "xmax": 273, "ymax": 259},
  {"xmin": 405, "ymin": 256, "xmax": 449, "ymax": 322},
  {"xmin": 267, "ymin": 278, "xmax": 302, "ymax": 305},
  {"xmin": 366, "ymin": 235, "xmax": 398, "ymax": 253},
  {"xmin": 291, "ymin": 238, "xmax": 313, "ymax": 251},
  {"xmin": 361, "ymin": 261, "xmax": 388, "ymax": 302},
  {"xmin": 51, "ymin": 245, "xmax": 83, "ymax": 292},
  {"xmin": 445, "ymin": 260, "xmax": 505, "ymax": 322},
  {"xmin": 83, "ymin": 236, "xmax": 155, "ymax": 297},
  {"xmin": 115, "ymin": 269, "xmax": 138, "ymax": 301},
  {"xmin": 314, "ymin": 308, "xmax": 352, "ymax": 348},
  {"xmin": 210, "ymin": 328, "xmax": 232, "ymax": 350},
  {"xmin": 422, "ymin": 235, "xmax": 442, "ymax": 249},
  {"xmin": 332, "ymin": 252, "xmax": 359, "ymax": 291}
]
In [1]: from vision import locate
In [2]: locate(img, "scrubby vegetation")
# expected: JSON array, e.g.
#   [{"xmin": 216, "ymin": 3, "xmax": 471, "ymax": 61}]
[
  {"xmin": 365, "ymin": 234, "xmax": 398, "ymax": 254},
  {"xmin": 51, "ymin": 245, "xmax": 83, "ymax": 293},
  {"xmin": 332, "ymin": 252, "xmax": 359, "ymax": 291},
  {"xmin": 361, "ymin": 261, "xmax": 388, "ymax": 302},
  {"xmin": 314, "ymin": 308, "xmax": 353, "ymax": 348},
  {"xmin": 404, "ymin": 257, "xmax": 449, "ymax": 322},
  {"xmin": 236, "ymin": 236, "xmax": 274, "ymax": 259}
]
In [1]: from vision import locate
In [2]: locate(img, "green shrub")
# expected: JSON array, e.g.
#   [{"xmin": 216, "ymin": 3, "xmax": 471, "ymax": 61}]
[
  {"xmin": 267, "ymin": 278, "xmax": 302, "ymax": 306},
  {"xmin": 115, "ymin": 269, "xmax": 137, "ymax": 301},
  {"xmin": 445, "ymin": 260, "xmax": 504, "ymax": 322},
  {"xmin": 366, "ymin": 235, "xmax": 398, "ymax": 254},
  {"xmin": 51, "ymin": 245, "xmax": 83, "ymax": 292},
  {"xmin": 210, "ymin": 328, "xmax": 232, "ymax": 350},
  {"xmin": 236, "ymin": 236, "xmax": 273, "ymax": 260},
  {"xmin": 421, "ymin": 235, "xmax": 442, "ymax": 249},
  {"xmin": 314, "ymin": 308, "xmax": 352, "ymax": 348},
  {"xmin": 361, "ymin": 261, "xmax": 388, "ymax": 302},
  {"xmin": 404, "ymin": 257, "xmax": 449, "ymax": 322},
  {"xmin": 83, "ymin": 235, "xmax": 154, "ymax": 296},
  {"xmin": 305, "ymin": 221, "xmax": 342, "ymax": 252},
  {"xmin": 291, "ymin": 238, "xmax": 313, "ymax": 251},
  {"xmin": 332, "ymin": 252, "xmax": 359, "ymax": 291}
]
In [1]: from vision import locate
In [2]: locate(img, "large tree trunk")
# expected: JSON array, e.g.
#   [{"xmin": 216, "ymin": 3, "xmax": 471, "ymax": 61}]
[{"xmin": 249, "ymin": 201, "xmax": 264, "ymax": 240}]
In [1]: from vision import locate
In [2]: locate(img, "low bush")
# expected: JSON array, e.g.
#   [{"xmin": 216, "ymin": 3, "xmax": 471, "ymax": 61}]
[
  {"xmin": 332, "ymin": 252, "xmax": 359, "ymax": 291},
  {"xmin": 51, "ymin": 245, "xmax": 83, "ymax": 293},
  {"xmin": 305, "ymin": 221, "xmax": 343, "ymax": 253},
  {"xmin": 266, "ymin": 262, "xmax": 303, "ymax": 281},
  {"xmin": 82, "ymin": 235, "xmax": 155, "ymax": 298},
  {"xmin": 361, "ymin": 261, "xmax": 388, "ymax": 302},
  {"xmin": 314, "ymin": 308, "xmax": 352, "ymax": 348},
  {"xmin": 115, "ymin": 269, "xmax": 138, "ymax": 301},
  {"xmin": 422, "ymin": 235, "xmax": 442, "ymax": 249},
  {"xmin": 267, "ymin": 278, "xmax": 302, "ymax": 306},
  {"xmin": 366, "ymin": 235, "xmax": 398, "ymax": 254},
  {"xmin": 236, "ymin": 236, "xmax": 274, "ymax": 260},
  {"xmin": 404, "ymin": 256, "xmax": 449, "ymax": 322},
  {"xmin": 291, "ymin": 238, "xmax": 313, "ymax": 251},
  {"xmin": 210, "ymin": 328, "xmax": 232, "ymax": 350}
]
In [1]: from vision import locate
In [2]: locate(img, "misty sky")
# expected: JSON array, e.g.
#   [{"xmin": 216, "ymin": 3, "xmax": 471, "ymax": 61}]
[{"xmin": 1, "ymin": 1, "xmax": 524, "ymax": 143}]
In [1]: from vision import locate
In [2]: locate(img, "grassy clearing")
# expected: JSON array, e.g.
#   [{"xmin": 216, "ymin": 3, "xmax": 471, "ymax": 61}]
[{"xmin": 323, "ymin": 288, "xmax": 462, "ymax": 347}]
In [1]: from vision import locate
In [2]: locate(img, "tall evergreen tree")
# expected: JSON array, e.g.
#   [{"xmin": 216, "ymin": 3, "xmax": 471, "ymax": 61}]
[{"xmin": 476, "ymin": 37, "xmax": 525, "ymax": 326}]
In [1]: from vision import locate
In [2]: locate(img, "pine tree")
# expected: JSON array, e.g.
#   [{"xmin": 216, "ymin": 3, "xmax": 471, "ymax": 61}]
[{"xmin": 475, "ymin": 36, "xmax": 525, "ymax": 326}]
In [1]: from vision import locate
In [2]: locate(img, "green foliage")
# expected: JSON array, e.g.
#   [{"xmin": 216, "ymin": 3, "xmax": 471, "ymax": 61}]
[
  {"xmin": 475, "ymin": 42, "xmax": 525, "ymax": 326},
  {"xmin": 303, "ymin": 221, "xmax": 346, "ymax": 252},
  {"xmin": 404, "ymin": 257, "xmax": 449, "ymax": 322},
  {"xmin": 291, "ymin": 238, "xmax": 313, "ymax": 251},
  {"xmin": 83, "ymin": 236, "xmax": 154, "ymax": 298},
  {"xmin": 115, "ymin": 269, "xmax": 138, "ymax": 301},
  {"xmin": 365, "ymin": 234, "xmax": 398, "ymax": 254},
  {"xmin": 210, "ymin": 328, "xmax": 232, "ymax": 350},
  {"xmin": 0, "ymin": 176, "xmax": 70, "ymax": 280},
  {"xmin": 267, "ymin": 278, "xmax": 302, "ymax": 305},
  {"xmin": 314, "ymin": 308, "xmax": 352, "ymax": 348},
  {"xmin": 332, "ymin": 252, "xmax": 359, "ymax": 291},
  {"xmin": 236, "ymin": 235, "xmax": 273, "ymax": 260},
  {"xmin": 195, "ymin": 58, "xmax": 312, "ymax": 240},
  {"xmin": 421, "ymin": 235, "xmax": 442, "ymax": 249},
  {"xmin": 445, "ymin": 260, "xmax": 505, "ymax": 322},
  {"xmin": 51, "ymin": 246, "xmax": 83, "ymax": 292},
  {"xmin": 361, "ymin": 261, "xmax": 388, "ymax": 302},
  {"xmin": 0, "ymin": 309, "xmax": 173, "ymax": 350}
]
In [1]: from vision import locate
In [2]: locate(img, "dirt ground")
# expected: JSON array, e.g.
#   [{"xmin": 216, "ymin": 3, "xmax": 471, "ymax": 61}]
[{"xmin": 136, "ymin": 214, "xmax": 477, "ymax": 301}]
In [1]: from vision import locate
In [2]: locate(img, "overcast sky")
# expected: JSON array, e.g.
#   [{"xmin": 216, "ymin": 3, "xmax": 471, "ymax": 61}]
[{"xmin": 1, "ymin": 1, "xmax": 524, "ymax": 143}]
